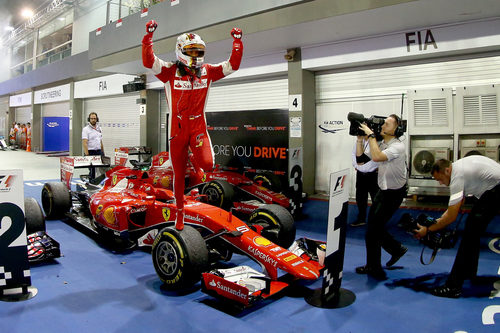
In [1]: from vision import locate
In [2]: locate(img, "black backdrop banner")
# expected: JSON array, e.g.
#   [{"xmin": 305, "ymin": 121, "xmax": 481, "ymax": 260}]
[{"xmin": 206, "ymin": 110, "xmax": 288, "ymax": 173}]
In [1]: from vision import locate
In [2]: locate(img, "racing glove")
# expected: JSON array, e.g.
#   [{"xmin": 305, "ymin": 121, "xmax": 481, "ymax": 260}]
[
  {"xmin": 229, "ymin": 28, "xmax": 243, "ymax": 71},
  {"xmin": 142, "ymin": 20, "xmax": 158, "ymax": 69}
]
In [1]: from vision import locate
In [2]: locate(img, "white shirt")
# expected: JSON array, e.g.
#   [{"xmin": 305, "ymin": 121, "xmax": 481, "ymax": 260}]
[
  {"xmin": 449, "ymin": 155, "xmax": 500, "ymax": 206},
  {"xmin": 82, "ymin": 124, "xmax": 103, "ymax": 150},
  {"xmin": 377, "ymin": 137, "xmax": 407, "ymax": 190}
]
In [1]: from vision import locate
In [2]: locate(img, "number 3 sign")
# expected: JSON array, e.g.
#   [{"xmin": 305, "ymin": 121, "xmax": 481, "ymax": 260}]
[{"xmin": 0, "ymin": 170, "xmax": 33, "ymax": 300}]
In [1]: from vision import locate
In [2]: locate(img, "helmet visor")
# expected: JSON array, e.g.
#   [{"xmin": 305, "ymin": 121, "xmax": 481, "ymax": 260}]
[{"xmin": 182, "ymin": 44, "xmax": 205, "ymax": 58}]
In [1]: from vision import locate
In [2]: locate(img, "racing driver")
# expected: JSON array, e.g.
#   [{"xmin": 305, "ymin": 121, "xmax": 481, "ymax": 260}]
[{"xmin": 142, "ymin": 20, "xmax": 243, "ymax": 230}]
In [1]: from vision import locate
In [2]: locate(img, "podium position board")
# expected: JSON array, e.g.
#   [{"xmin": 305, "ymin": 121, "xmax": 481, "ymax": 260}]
[{"xmin": 0, "ymin": 170, "xmax": 34, "ymax": 300}]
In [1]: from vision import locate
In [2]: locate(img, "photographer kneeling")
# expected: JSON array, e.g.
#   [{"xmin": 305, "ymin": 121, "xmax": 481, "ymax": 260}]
[
  {"xmin": 415, "ymin": 157, "xmax": 500, "ymax": 298},
  {"xmin": 355, "ymin": 114, "xmax": 408, "ymax": 280}
]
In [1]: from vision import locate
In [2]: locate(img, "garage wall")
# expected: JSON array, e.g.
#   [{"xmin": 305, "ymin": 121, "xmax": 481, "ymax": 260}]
[
  {"xmin": 83, "ymin": 93, "xmax": 140, "ymax": 157},
  {"xmin": 315, "ymin": 54, "xmax": 500, "ymax": 194}
]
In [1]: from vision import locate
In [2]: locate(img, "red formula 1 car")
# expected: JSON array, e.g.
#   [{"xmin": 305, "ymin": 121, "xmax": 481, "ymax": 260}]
[
  {"xmin": 42, "ymin": 156, "xmax": 324, "ymax": 306},
  {"xmin": 114, "ymin": 149, "xmax": 299, "ymax": 218}
]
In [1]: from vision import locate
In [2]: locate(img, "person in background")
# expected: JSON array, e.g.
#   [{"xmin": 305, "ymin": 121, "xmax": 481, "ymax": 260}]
[
  {"xmin": 355, "ymin": 114, "xmax": 408, "ymax": 280},
  {"xmin": 351, "ymin": 136, "xmax": 379, "ymax": 227},
  {"xmin": 415, "ymin": 157, "xmax": 500, "ymax": 298},
  {"xmin": 82, "ymin": 112, "xmax": 104, "ymax": 179}
]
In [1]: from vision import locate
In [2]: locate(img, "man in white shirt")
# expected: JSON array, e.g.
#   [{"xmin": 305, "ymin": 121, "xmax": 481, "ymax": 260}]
[
  {"xmin": 355, "ymin": 114, "xmax": 408, "ymax": 280},
  {"xmin": 415, "ymin": 156, "xmax": 500, "ymax": 298},
  {"xmin": 82, "ymin": 112, "xmax": 104, "ymax": 179}
]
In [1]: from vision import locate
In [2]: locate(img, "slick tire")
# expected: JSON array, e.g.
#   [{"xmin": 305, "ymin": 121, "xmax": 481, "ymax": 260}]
[
  {"xmin": 201, "ymin": 180, "xmax": 234, "ymax": 210},
  {"xmin": 41, "ymin": 182, "xmax": 72, "ymax": 220},
  {"xmin": 247, "ymin": 204, "xmax": 296, "ymax": 249},
  {"xmin": 152, "ymin": 226, "xmax": 209, "ymax": 290},
  {"xmin": 253, "ymin": 172, "xmax": 282, "ymax": 193},
  {"xmin": 24, "ymin": 197, "xmax": 46, "ymax": 234}
]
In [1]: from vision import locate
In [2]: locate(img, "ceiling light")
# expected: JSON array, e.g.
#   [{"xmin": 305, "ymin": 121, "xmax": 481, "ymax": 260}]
[
  {"xmin": 5, "ymin": 26, "xmax": 14, "ymax": 31},
  {"xmin": 21, "ymin": 8, "xmax": 35, "ymax": 19}
]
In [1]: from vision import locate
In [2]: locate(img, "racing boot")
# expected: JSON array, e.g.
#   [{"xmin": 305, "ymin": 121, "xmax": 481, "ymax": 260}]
[{"xmin": 175, "ymin": 208, "xmax": 184, "ymax": 231}]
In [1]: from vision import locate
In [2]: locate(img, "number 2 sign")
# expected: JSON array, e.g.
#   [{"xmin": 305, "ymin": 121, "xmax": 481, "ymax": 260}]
[{"xmin": 0, "ymin": 170, "xmax": 32, "ymax": 298}]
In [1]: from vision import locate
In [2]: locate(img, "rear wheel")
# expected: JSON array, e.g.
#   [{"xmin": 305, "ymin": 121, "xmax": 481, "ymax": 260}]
[
  {"xmin": 24, "ymin": 197, "xmax": 46, "ymax": 234},
  {"xmin": 41, "ymin": 182, "xmax": 72, "ymax": 219},
  {"xmin": 247, "ymin": 204, "xmax": 296, "ymax": 249},
  {"xmin": 253, "ymin": 172, "xmax": 282, "ymax": 193},
  {"xmin": 152, "ymin": 226, "xmax": 209, "ymax": 290},
  {"xmin": 201, "ymin": 180, "xmax": 234, "ymax": 210}
]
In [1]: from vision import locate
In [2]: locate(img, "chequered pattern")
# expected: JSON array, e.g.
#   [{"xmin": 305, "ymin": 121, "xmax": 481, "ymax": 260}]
[
  {"xmin": 0, "ymin": 266, "xmax": 13, "ymax": 286},
  {"xmin": 323, "ymin": 268, "xmax": 334, "ymax": 295}
]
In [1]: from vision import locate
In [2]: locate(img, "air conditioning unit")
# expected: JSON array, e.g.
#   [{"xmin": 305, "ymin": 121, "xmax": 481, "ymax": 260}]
[
  {"xmin": 460, "ymin": 147, "xmax": 499, "ymax": 162},
  {"xmin": 411, "ymin": 147, "xmax": 450, "ymax": 178}
]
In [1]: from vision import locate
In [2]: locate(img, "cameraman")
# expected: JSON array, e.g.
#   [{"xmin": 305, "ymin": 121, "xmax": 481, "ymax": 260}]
[
  {"xmin": 355, "ymin": 114, "xmax": 408, "ymax": 280},
  {"xmin": 351, "ymin": 137, "xmax": 379, "ymax": 227},
  {"xmin": 415, "ymin": 157, "xmax": 500, "ymax": 298}
]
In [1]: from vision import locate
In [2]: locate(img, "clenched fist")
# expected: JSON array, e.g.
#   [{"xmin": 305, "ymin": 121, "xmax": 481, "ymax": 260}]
[
  {"xmin": 231, "ymin": 28, "xmax": 242, "ymax": 40},
  {"xmin": 146, "ymin": 20, "xmax": 157, "ymax": 34}
]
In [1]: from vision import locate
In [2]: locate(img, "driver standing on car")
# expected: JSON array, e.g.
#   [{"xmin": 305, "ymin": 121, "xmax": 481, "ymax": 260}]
[{"xmin": 142, "ymin": 20, "xmax": 243, "ymax": 231}]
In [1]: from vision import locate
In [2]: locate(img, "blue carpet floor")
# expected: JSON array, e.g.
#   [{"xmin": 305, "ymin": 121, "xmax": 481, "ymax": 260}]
[{"xmin": 0, "ymin": 181, "xmax": 499, "ymax": 333}]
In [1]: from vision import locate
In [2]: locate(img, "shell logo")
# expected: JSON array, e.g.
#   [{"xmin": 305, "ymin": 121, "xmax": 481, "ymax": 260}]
[
  {"xmin": 95, "ymin": 204, "xmax": 104, "ymax": 216},
  {"xmin": 103, "ymin": 206, "xmax": 116, "ymax": 225},
  {"xmin": 162, "ymin": 207, "xmax": 171, "ymax": 221},
  {"xmin": 253, "ymin": 236, "xmax": 271, "ymax": 247},
  {"xmin": 112, "ymin": 174, "xmax": 118, "ymax": 185},
  {"xmin": 160, "ymin": 176, "xmax": 171, "ymax": 188}
]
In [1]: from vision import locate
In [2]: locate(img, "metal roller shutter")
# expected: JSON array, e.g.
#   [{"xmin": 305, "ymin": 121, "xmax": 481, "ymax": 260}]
[
  {"xmin": 0, "ymin": 96, "xmax": 8, "ymax": 137},
  {"xmin": 15, "ymin": 107, "xmax": 32, "ymax": 124},
  {"xmin": 42, "ymin": 102, "xmax": 69, "ymax": 117},
  {"xmin": 84, "ymin": 93, "xmax": 140, "ymax": 157}
]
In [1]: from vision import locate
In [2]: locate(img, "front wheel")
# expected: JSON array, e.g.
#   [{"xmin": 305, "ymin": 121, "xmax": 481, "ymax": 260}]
[
  {"xmin": 41, "ymin": 182, "xmax": 71, "ymax": 219},
  {"xmin": 247, "ymin": 204, "xmax": 296, "ymax": 249},
  {"xmin": 24, "ymin": 197, "xmax": 46, "ymax": 234},
  {"xmin": 152, "ymin": 226, "xmax": 209, "ymax": 290}
]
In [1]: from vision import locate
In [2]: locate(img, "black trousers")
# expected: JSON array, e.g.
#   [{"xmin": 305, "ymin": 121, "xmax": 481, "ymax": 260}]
[
  {"xmin": 447, "ymin": 183, "xmax": 500, "ymax": 288},
  {"xmin": 355, "ymin": 170, "xmax": 379, "ymax": 223},
  {"xmin": 87, "ymin": 149, "xmax": 102, "ymax": 180},
  {"xmin": 365, "ymin": 185, "xmax": 407, "ymax": 268}
]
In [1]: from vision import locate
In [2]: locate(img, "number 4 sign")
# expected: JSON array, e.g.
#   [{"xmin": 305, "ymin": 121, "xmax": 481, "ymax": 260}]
[
  {"xmin": 289, "ymin": 94, "xmax": 302, "ymax": 112},
  {"xmin": 0, "ymin": 170, "xmax": 34, "ymax": 301}
]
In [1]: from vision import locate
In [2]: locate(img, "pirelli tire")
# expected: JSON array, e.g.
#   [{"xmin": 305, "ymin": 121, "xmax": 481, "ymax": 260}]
[
  {"xmin": 201, "ymin": 180, "xmax": 234, "ymax": 210},
  {"xmin": 41, "ymin": 182, "xmax": 72, "ymax": 220},
  {"xmin": 247, "ymin": 204, "xmax": 296, "ymax": 249},
  {"xmin": 24, "ymin": 197, "xmax": 46, "ymax": 234},
  {"xmin": 152, "ymin": 226, "xmax": 209, "ymax": 290},
  {"xmin": 253, "ymin": 172, "xmax": 282, "ymax": 193}
]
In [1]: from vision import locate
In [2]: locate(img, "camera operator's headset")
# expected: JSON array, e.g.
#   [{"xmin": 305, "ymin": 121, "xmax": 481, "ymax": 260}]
[
  {"xmin": 88, "ymin": 112, "xmax": 99, "ymax": 123},
  {"xmin": 390, "ymin": 114, "xmax": 406, "ymax": 139}
]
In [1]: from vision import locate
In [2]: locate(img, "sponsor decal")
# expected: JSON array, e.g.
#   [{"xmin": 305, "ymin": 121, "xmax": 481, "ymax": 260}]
[
  {"xmin": 95, "ymin": 204, "xmax": 104, "ymax": 216},
  {"xmin": 162, "ymin": 208, "xmax": 171, "ymax": 221},
  {"xmin": 253, "ymin": 236, "xmax": 272, "ymax": 247},
  {"xmin": 236, "ymin": 225, "xmax": 250, "ymax": 233},
  {"xmin": 112, "ymin": 174, "xmax": 118, "ymax": 185},
  {"xmin": 130, "ymin": 206, "xmax": 147, "ymax": 214},
  {"xmin": 270, "ymin": 246, "xmax": 282, "ymax": 252},
  {"xmin": 283, "ymin": 254, "xmax": 298, "ymax": 262},
  {"xmin": 103, "ymin": 206, "xmax": 117, "ymax": 226},
  {"xmin": 138, "ymin": 230, "xmax": 158, "ymax": 246},
  {"xmin": 318, "ymin": 120, "xmax": 346, "ymax": 134},
  {"xmin": 0, "ymin": 175, "xmax": 15, "ymax": 192},
  {"xmin": 173, "ymin": 79, "xmax": 207, "ymax": 90},
  {"xmin": 247, "ymin": 245, "xmax": 278, "ymax": 267},
  {"xmin": 255, "ymin": 190, "xmax": 273, "ymax": 202},
  {"xmin": 331, "ymin": 175, "xmax": 346, "ymax": 198},
  {"xmin": 185, "ymin": 214, "xmax": 204, "ymax": 223},
  {"xmin": 46, "ymin": 122, "xmax": 60, "ymax": 128},
  {"xmin": 208, "ymin": 279, "xmax": 248, "ymax": 301},
  {"xmin": 291, "ymin": 259, "xmax": 305, "ymax": 267}
]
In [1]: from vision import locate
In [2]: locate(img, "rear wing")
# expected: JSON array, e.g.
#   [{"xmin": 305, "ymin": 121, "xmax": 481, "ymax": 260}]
[
  {"xmin": 114, "ymin": 146, "xmax": 152, "ymax": 167},
  {"xmin": 60, "ymin": 156, "xmax": 110, "ymax": 189}
]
